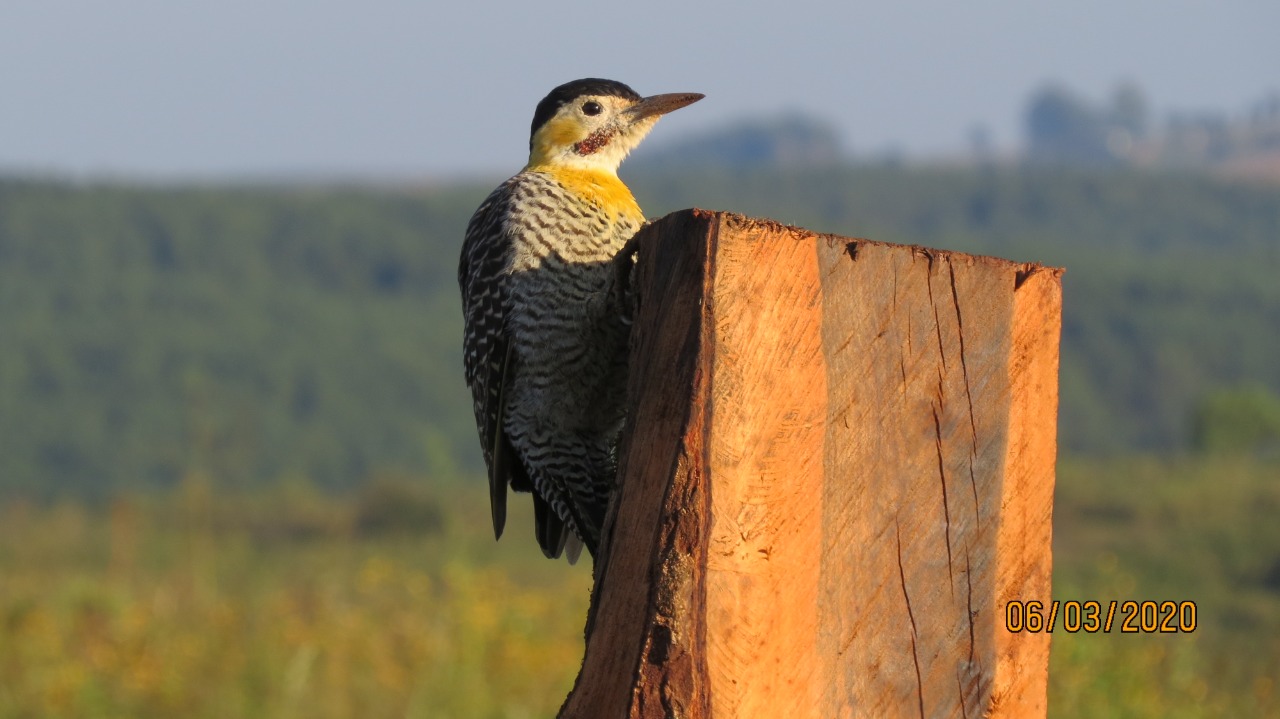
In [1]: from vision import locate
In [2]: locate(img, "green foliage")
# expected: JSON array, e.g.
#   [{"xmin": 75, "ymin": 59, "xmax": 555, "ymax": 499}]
[
  {"xmin": 628, "ymin": 165, "xmax": 1280, "ymax": 454},
  {"xmin": 0, "ymin": 180, "xmax": 489, "ymax": 495},
  {"xmin": 1051, "ymin": 456, "xmax": 1280, "ymax": 717},
  {"xmin": 2, "ymin": 165, "xmax": 1273, "ymax": 714},
  {"xmin": 1, "ymin": 168, "xmax": 1278, "ymax": 494},
  {"xmin": 1191, "ymin": 385, "xmax": 1280, "ymax": 455},
  {"xmin": 1, "ymin": 458, "xmax": 1277, "ymax": 717},
  {"xmin": 352, "ymin": 472, "xmax": 446, "ymax": 537},
  {"xmin": 0, "ymin": 478, "xmax": 588, "ymax": 719}
]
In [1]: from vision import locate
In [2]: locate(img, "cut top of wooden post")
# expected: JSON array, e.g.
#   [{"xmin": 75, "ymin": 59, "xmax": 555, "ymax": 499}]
[{"xmin": 560, "ymin": 210, "xmax": 1062, "ymax": 719}]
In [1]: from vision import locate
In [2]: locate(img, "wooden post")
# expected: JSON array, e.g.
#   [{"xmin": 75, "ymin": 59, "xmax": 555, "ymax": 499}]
[{"xmin": 560, "ymin": 210, "xmax": 1062, "ymax": 719}]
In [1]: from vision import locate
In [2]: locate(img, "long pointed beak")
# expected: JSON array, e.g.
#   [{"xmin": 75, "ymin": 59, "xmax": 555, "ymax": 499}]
[{"xmin": 624, "ymin": 92, "xmax": 705, "ymax": 124}]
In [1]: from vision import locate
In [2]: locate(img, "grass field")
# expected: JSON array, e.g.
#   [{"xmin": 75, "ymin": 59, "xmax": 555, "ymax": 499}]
[
  {"xmin": 1, "ymin": 457, "xmax": 1276, "ymax": 718},
  {"xmin": 0, "ymin": 477, "xmax": 589, "ymax": 719},
  {"xmin": 1050, "ymin": 457, "xmax": 1278, "ymax": 717}
]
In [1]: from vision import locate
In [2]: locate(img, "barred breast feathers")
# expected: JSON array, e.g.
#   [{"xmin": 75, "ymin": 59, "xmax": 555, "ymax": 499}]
[{"xmin": 520, "ymin": 165, "xmax": 643, "ymax": 230}]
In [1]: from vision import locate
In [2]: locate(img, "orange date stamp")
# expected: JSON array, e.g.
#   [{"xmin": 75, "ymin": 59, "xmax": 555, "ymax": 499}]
[{"xmin": 1004, "ymin": 600, "xmax": 1197, "ymax": 633}]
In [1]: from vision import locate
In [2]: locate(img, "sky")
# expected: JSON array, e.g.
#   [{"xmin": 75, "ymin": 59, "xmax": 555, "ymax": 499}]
[{"xmin": 1, "ymin": 0, "xmax": 1277, "ymax": 180}]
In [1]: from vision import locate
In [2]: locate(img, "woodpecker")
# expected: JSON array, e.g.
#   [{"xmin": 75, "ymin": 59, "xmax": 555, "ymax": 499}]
[{"xmin": 458, "ymin": 78, "xmax": 702, "ymax": 561}]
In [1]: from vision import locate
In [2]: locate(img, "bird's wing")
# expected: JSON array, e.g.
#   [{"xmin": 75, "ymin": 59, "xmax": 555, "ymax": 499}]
[
  {"xmin": 459, "ymin": 184, "xmax": 530, "ymax": 541},
  {"xmin": 459, "ymin": 176, "xmax": 575, "ymax": 560}
]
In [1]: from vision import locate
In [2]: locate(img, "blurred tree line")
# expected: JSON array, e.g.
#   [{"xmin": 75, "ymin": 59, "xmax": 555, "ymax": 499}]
[
  {"xmin": 1026, "ymin": 83, "xmax": 1149, "ymax": 166},
  {"xmin": 0, "ymin": 181, "xmax": 479, "ymax": 496},
  {"xmin": 630, "ymin": 165, "xmax": 1280, "ymax": 456},
  {"xmin": 1025, "ymin": 82, "xmax": 1280, "ymax": 170},
  {"xmin": 0, "ymin": 165, "xmax": 1277, "ymax": 496},
  {"xmin": 629, "ymin": 114, "xmax": 845, "ymax": 170}
]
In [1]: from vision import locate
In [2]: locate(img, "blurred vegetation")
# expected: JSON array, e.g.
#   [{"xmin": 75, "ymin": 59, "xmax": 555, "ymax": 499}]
[
  {"xmin": 0, "ymin": 476, "xmax": 590, "ymax": 719},
  {"xmin": 0, "ymin": 180, "xmax": 483, "ymax": 496},
  {"xmin": 630, "ymin": 113, "xmax": 845, "ymax": 170},
  {"xmin": 1050, "ymin": 457, "xmax": 1280, "ymax": 718},
  {"xmin": 0, "ymin": 162, "xmax": 1277, "ymax": 715},
  {"xmin": 1, "ymin": 169, "xmax": 1278, "ymax": 495},
  {"xmin": 629, "ymin": 165, "xmax": 1280, "ymax": 454},
  {"xmin": 0, "ymin": 459, "xmax": 1277, "ymax": 718},
  {"xmin": 1020, "ymin": 81, "xmax": 1280, "ymax": 170},
  {"xmin": 1191, "ymin": 384, "xmax": 1280, "ymax": 455}
]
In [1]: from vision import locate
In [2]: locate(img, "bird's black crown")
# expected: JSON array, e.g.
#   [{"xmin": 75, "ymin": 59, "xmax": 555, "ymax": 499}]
[{"xmin": 529, "ymin": 78, "xmax": 642, "ymax": 145}]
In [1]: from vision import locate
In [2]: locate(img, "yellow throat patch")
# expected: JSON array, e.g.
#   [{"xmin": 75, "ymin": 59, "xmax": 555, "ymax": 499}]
[
  {"xmin": 525, "ymin": 114, "xmax": 643, "ymax": 223},
  {"xmin": 525, "ymin": 164, "xmax": 643, "ymax": 224}
]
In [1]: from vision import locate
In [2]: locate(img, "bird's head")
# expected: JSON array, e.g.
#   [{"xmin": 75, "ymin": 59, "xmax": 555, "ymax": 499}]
[{"xmin": 526, "ymin": 78, "xmax": 703, "ymax": 173}]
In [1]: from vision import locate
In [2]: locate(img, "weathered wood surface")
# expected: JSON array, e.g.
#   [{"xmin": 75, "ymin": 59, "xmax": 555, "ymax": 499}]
[{"xmin": 559, "ymin": 209, "xmax": 1062, "ymax": 719}]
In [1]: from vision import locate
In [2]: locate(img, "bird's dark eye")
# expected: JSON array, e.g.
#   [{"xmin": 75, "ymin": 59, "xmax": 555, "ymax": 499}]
[{"xmin": 581, "ymin": 101, "xmax": 602, "ymax": 116}]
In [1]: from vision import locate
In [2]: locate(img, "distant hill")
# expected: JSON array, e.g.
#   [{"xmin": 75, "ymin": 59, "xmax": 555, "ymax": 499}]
[
  {"xmin": 626, "ymin": 165, "xmax": 1280, "ymax": 455},
  {"xmin": 1, "ymin": 167, "xmax": 1277, "ymax": 495},
  {"xmin": 0, "ymin": 180, "xmax": 487, "ymax": 496},
  {"xmin": 632, "ymin": 113, "xmax": 845, "ymax": 170}
]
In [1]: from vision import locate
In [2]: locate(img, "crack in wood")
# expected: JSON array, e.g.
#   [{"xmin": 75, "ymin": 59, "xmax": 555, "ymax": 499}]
[
  {"xmin": 932, "ymin": 404, "xmax": 955, "ymax": 590},
  {"xmin": 891, "ymin": 262, "xmax": 899, "ymax": 316},
  {"xmin": 924, "ymin": 257, "xmax": 948, "ymax": 372},
  {"xmin": 946, "ymin": 259, "xmax": 979, "ymax": 456},
  {"xmin": 965, "ymin": 549, "xmax": 977, "ymax": 668},
  {"xmin": 896, "ymin": 520, "xmax": 926, "ymax": 719},
  {"xmin": 1014, "ymin": 265, "xmax": 1035, "ymax": 290},
  {"xmin": 945, "ymin": 259, "xmax": 983, "ymax": 532}
]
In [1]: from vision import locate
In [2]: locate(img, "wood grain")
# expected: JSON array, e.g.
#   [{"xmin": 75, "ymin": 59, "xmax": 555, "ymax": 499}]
[{"xmin": 559, "ymin": 210, "xmax": 1062, "ymax": 719}]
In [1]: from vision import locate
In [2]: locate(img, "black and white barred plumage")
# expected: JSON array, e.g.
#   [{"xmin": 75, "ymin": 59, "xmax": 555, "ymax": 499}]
[
  {"xmin": 457, "ymin": 78, "xmax": 701, "ymax": 561},
  {"xmin": 459, "ymin": 172, "xmax": 637, "ymax": 560}
]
